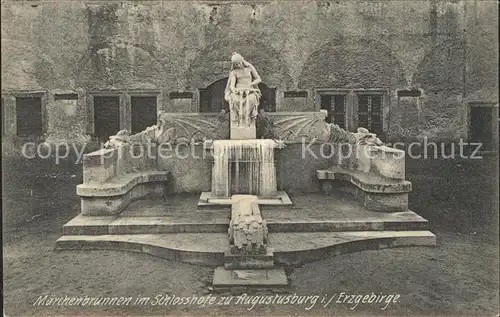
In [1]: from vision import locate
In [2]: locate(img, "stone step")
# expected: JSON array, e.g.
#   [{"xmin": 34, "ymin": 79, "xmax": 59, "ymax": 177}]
[
  {"xmin": 223, "ymin": 249, "xmax": 275, "ymax": 269},
  {"xmin": 55, "ymin": 233, "xmax": 228, "ymax": 266},
  {"xmin": 62, "ymin": 210, "xmax": 429, "ymax": 235},
  {"xmin": 270, "ymin": 231, "xmax": 436, "ymax": 266},
  {"xmin": 266, "ymin": 217, "xmax": 429, "ymax": 232},
  {"xmin": 198, "ymin": 191, "xmax": 293, "ymax": 209},
  {"xmin": 263, "ymin": 210, "xmax": 430, "ymax": 233},
  {"xmin": 62, "ymin": 214, "xmax": 230, "ymax": 235},
  {"xmin": 55, "ymin": 230, "xmax": 435, "ymax": 266},
  {"xmin": 212, "ymin": 266, "xmax": 288, "ymax": 289}
]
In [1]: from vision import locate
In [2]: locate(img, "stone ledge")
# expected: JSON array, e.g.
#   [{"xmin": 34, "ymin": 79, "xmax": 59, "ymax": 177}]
[
  {"xmin": 54, "ymin": 230, "xmax": 435, "ymax": 267},
  {"xmin": 80, "ymin": 182, "xmax": 166, "ymax": 216},
  {"xmin": 63, "ymin": 214, "xmax": 230, "ymax": 235},
  {"xmin": 316, "ymin": 167, "xmax": 412, "ymax": 193},
  {"xmin": 55, "ymin": 233, "xmax": 228, "ymax": 266},
  {"xmin": 83, "ymin": 148, "xmax": 118, "ymax": 184},
  {"xmin": 198, "ymin": 191, "xmax": 293, "ymax": 209},
  {"xmin": 77, "ymin": 171, "xmax": 170, "ymax": 197},
  {"xmin": 62, "ymin": 209, "xmax": 428, "ymax": 235},
  {"xmin": 272, "ymin": 230, "xmax": 436, "ymax": 265}
]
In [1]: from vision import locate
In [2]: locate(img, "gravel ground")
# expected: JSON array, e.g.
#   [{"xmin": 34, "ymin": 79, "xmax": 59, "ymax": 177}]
[{"xmin": 2, "ymin": 155, "xmax": 499, "ymax": 317}]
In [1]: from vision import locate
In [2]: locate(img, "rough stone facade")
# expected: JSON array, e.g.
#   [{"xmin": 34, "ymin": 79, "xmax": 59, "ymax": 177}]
[{"xmin": 1, "ymin": 0, "xmax": 498, "ymax": 146}]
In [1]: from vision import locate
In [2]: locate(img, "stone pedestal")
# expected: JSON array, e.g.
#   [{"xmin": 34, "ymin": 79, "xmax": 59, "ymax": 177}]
[
  {"xmin": 229, "ymin": 87, "xmax": 258, "ymax": 140},
  {"xmin": 231, "ymin": 126, "xmax": 256, "ymax": 140}
]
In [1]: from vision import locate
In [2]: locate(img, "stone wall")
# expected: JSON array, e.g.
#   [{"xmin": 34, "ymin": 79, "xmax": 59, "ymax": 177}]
[{"xmin": 1, "ymin": 0, "xmax": 498, "ymax": 145}]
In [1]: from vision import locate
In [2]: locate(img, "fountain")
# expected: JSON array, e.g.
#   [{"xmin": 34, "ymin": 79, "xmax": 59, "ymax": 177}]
[
  {"xmin": 198, "ymin": 53, "xmax": 292, "ymax": 210},
  {"xmin": 203, "ymin": 54, "xmax": 290, "ymax": 287},
  {"xmin": 210, "ymin": 139, "xmax": 278, "ymax": 198},
  {"xmin": 56, "ymin": 53, "xmax": 435, "ymax": 292}
]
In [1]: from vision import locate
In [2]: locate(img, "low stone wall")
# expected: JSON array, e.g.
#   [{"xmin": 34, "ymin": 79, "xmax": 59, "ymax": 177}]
[
  {"xmin": 80, "ymin": 180, "xmax": 166, "ymax": 216},
  {"xmin": 78, "ymin": 112, "xmax": 410, "ymax": 206},
  {"xmin": 319, "ymin": 143, "xmax": 411, "ymax": 212},
  {"xmin": 78, "ymin": 146, "xmax": 169, "ymax": 216},
  {"xmin": 330, "ymin": 143, "xmax": 405, "ymax": 179},
  {"xmin": 82, "ymin": 148, "xmax": 117, "ymax": 184},
  {"xmin": 81, "ymin": 144, "xmax": 156, "ymax": 185}
]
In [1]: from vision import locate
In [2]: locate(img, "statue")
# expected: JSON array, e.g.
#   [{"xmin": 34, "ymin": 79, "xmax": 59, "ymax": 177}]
[
  {"xmin": 224, "ymin": 53, "xmax": 262, "ymax": 138},
  {"xmin": 353, "ymin": 127, "xmax": 384, "ymax": 146}
]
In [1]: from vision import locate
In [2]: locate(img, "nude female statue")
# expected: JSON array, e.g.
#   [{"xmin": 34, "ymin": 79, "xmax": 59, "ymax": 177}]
[{"xmin": 224, "ymin": 53, "xmax": 262, "ymax": 126}]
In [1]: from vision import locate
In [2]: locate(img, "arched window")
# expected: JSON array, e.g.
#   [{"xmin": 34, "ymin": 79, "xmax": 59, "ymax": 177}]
[{"xmin": 199, "ymin": 78, "xmax": 276, "ymax": 113}]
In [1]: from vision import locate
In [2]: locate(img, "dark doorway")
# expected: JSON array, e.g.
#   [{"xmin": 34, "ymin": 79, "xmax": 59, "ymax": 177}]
[
  {"xmin": 259, "ymin": 83, "xmax": 276, "ymax": 112},
  {"xmin": 199, "ymin": 78, "xmax": 276, "ymax": 113},
  {"xmin": 470, "ymin": 105, "xmax": 493, "ymax": 150},
  {"xmin": 199, "ymin": 78, "xmax": 229, "ymax": 113},
  {"xmin": 131, "ymin": 96, "xmax": 157, "ymax": 134},
  {"xmin": 16, "ymin": 96, "xmax": 43, "ymax": 138},
  {"xmin": 94, "ymin": 96, "xmax": 120, "ymax": 142}
]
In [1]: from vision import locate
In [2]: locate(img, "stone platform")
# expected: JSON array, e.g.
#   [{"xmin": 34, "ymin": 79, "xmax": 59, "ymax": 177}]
[
  {"xmin": 56, "ymin": 193, "xmax": 436, "ymax": 266},
  {"xmin": 212, "ymin": 267, "xmax": 288, "ymax": 289},
  {"xmin": 198, "ymin": 191, "xmax": 293, "ymax": 209}
]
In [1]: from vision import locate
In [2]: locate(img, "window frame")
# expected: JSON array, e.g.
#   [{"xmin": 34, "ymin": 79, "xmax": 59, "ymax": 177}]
[
  {"xmin": 466, "ymin": 101, "xmax": 498, "ymax": 152},
  {"xmin": 355, "ymin": 90, "xmax": 386, "ymax": 136},
  {"xmin": 87, "ymin": 91, "xmax": 123, "ymax": 138},
  {"xmin": 126, "ymin": 90, "xmax": 161, "ymax": 133},
  {"xmin": 315, "ymin": 88, "xmax": 388, "ymax": 134},
  {"xmin": 316, "ymin": 89, "xmax": 349, "ymax": 130},
  {"xmin": 11, "ymin": 90, "xmax": 48, "ymax": 140}
]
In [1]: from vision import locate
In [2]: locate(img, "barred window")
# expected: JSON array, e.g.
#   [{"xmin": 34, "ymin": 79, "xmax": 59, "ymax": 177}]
[
  {"xmin": 357, "ymin": 94, "xmax": 383, "ymax": 135},
  {"xmin": 320, "ymin": 94, "xmax": 347, "ymax": 130},
  {"xmin": 318, "ymin": 90, "xmax": 386, "ymax": 135}
]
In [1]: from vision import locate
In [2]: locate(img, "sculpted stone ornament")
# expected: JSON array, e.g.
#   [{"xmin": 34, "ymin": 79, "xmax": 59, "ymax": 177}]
[
  {"xmin": 224, "ymin": 53, "xmax": 262, "ymax": 139},
  {"xmin": 228, "ymin": 215, "xmax": 268, "ymax": 254},
  {"xmin": 103, "ymin": 117, "xmax": 173, "ymax": 148},
  {"xmin": 103, "ymin": 111, "xmax": 230, "ymax": 148},
  {"xmin": 253, "ymin": 109, "xmax": 383, "ymax": 146},
  {"xmin": 353, "ymin": 127, "xmax": 384, "ymax": 146},
  {"xmin": 327, "ymin": 123, "xmax": 357, "ymax": 144},
  {"xmin": 228, "ymin": 196, "xmax": 268, "ymax": 255},
  {"xmin": 104, "ymin": 129, "xmax": 131, "ymax": 148}
]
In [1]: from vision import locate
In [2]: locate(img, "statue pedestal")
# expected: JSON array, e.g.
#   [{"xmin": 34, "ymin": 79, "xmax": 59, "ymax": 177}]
[
  {"xmin": 228, "ymin": 88, "xmax": 258, "ymax": 140},
  {"xmin": 230, "ymin": 126, "xmax": 256, "ymax": 140}
]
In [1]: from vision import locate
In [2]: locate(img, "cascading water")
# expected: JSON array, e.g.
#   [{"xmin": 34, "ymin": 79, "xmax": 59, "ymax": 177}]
[{"xmin": 211, "ymin": 139, "xmax": 277, "ymax": 198}]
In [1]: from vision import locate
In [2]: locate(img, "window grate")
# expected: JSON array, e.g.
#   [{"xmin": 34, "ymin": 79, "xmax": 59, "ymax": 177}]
[
  {"xmin": 320, "ymin": 94, "xmax": 346, "ymax": 129},
  {"xmin": 357, "ymin": 94, "xmax": 383, "ymax": 135}
]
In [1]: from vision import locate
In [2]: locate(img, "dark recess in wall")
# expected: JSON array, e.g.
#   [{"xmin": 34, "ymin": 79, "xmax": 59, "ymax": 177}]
[
  {"xmin": 284, "ymin": 91, "xmax": 308, "ymax": 98},
  {"xmin": 169, "ymin": 92, "xmax": 194, "ymax": 99},
  {"xmin": 398, "ymin": 90, "xmax": 422, "ymax": 97},
  {"xmin": 55, "ymin": 94, "xmax": 79, "ymax": 100}
]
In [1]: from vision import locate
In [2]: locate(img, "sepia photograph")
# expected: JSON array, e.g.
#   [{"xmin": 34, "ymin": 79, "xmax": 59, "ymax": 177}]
[{"xmin": 1, "ymin": 0, "xmax": 499, "ymax": 316}]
